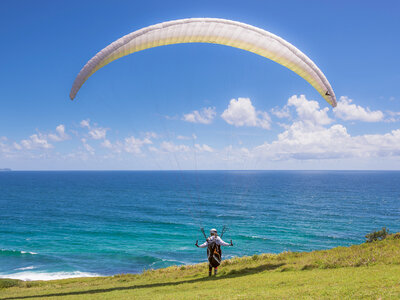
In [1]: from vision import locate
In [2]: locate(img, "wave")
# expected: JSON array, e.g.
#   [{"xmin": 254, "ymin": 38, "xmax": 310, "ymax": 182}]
[
  {"xmin": 0, "ymin": 271, "xmax": 101, "ymax": 281},
  {"xmin": 15, "ymin": 266, "xmax": 36, "ymax": 271},
  {"xmin": 177, "ymin": 246, "xmax": 191, "ymax": 251},
  {"xmin": 150, "ymin": 258, "xmax": 188, "ymax": 267},
  {"xmin": 237, "ymin": 234, "xmax": 270, "ymax": 241},
  {"xmin": 0, "ymin": 249, "xmax": 38, "ymax": 256}
]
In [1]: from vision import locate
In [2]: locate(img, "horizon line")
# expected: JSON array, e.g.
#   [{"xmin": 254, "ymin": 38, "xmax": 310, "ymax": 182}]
[{"xmin": 2, "ymin": 169, "xmax": 400, "ymax": 172}]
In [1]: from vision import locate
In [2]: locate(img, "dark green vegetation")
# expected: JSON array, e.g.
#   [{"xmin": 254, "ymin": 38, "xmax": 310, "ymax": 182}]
[
  {"xmin": 1, "ymin": 234, "xmax": 400, "ymax": 299},
  {"xmin": 365, "ymin": 227, "xmax": 390, "ymax": 243}
]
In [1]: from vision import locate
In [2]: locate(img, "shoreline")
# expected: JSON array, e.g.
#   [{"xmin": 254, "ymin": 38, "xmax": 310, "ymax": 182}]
[
  {"xmin": 1, "ymin": 236, "xmax": 399, "ymax": 298},
  {"xmin": 2, "ymin": 234, "xmax": 399, "ymax": 282}
]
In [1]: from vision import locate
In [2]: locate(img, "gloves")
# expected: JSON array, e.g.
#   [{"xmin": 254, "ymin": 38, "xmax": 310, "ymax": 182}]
[
  {"xmin": 195, "ymin": 240, "xmax": 199, "ymax": 247},
  {"xmin": 230, "ymin": 240, "xmax": 233, "ymax": 246}
]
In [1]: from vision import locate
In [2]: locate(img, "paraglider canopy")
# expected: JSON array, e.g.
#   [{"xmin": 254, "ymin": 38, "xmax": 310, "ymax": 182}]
[{"xmin": 70, "ymin": 18, "xmax": 336, "ymax": 107}]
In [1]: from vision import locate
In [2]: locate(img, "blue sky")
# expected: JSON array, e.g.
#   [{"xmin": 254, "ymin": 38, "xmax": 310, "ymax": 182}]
[{"xmin": 1, "ymin": 0, "xmax": 400, "ymax": 170}]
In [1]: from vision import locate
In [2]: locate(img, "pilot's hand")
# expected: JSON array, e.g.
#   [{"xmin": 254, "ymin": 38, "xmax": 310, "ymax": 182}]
[
  {"xmin": 230, "ymin": 240, "xmax": 233, "ymax": 246},
  {"xmin": 195, "ymin": 240, "xmax": 199, "ymax": 247}
]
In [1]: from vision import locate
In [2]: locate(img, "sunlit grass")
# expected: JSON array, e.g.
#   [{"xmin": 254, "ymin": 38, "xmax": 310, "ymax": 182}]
[{"xmin": 1, "ymin": 233, "xmax": 399, "ymax": 299}]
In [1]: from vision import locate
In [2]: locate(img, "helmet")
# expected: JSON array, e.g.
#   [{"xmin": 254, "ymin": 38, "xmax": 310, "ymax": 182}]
[{"xmin": 210, "ymin": 228, "xmax": 217, "ymax": 235}]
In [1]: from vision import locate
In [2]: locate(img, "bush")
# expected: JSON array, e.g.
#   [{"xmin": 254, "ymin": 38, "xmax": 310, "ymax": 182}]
[
  {"xmin": 251, "ymin": 254, "xmax": 259, "ymax": 261},
  {"xmin": 0, "ymin": 279, "xmax": 21, "ymax": 289},
  {"xmin": 365, "ymin": 227, "xmax": 389, "ymax": 243},
  {"xmin": 392, "ymin": 233, "xmax": 400, "ymax": 239}
]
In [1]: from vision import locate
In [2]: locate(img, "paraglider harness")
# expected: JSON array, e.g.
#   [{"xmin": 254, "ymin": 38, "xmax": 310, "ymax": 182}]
[{"xmin": 201, "ymin": 226, "xmax": 227, "ymax": 268}]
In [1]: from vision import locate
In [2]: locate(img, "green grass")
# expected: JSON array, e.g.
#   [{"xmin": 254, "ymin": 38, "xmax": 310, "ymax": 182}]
[{"xmin": 1, "ymin": 233, "xmax": 400, "ymax": 299}]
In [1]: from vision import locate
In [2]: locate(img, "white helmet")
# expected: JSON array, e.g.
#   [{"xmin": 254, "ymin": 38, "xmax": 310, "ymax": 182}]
[{"xmin": 210, "ymin": 228, "xmax": 217, "ymax": 235}]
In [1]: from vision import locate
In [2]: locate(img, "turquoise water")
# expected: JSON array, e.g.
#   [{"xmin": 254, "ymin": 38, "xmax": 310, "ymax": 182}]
[{"xmin": 0, "ymin": 171, "xmax": 399, "ymax": 280}]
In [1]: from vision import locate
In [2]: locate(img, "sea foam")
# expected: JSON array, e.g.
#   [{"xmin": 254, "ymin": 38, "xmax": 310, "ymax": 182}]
[
  {"xmin": 0, "ymin": 271, "xmax": 101, "ymax": 281},
  {"xmin": 0, "ymin": 249, "xmax": 38, "ymax": 256},
  {"xmin": 15, "ymin": 266, "xmax": 36, "ymax": 271}
]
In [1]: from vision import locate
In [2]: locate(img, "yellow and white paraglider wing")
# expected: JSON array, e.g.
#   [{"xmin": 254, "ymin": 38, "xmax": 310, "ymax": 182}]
[{"xmin": 70, "ymin": 18, "xmax": 336, "ymax": 107}]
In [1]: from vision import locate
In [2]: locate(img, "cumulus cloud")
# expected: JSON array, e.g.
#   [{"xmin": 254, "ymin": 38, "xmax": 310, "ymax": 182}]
[
  {"xmin": 100, "ymin": 136, "xmax": 153, "ymax": 155},
  {"xmin": 160, "ymin": 141, "xmax": 190, "ymax": 152},
  {"xmin": 255, "ymin": 122, "xmax": 348, "ymax": 160},
  {"xmin": 270, "ymin": 105, "xmax": 291, "ymax": 119},
  {"xmin": 183, "ymin": 107, "xmax": 216, "ymax": 124},
  {"xmin": 255, "ymin": 121, "xmax": 400, "ymax": 160},
  {"xmin": 19, "ymin": 134, "xmax": 53, "ymax": 150},
  {"xmin": 0, "ymin": 139, "xmax": 12, "ymax": 155},
  {"xmin": 48, "ymin": 124, "xmax": 69, "ymax": 142},
  {"xmin": 101, "ymin": 139, "xmax": 113, "ymax": 149},
  {"xmin": 13, "ymin": 125, "xmax": 68, "ymax": 152},
  {"xmin": 221, "ymin": 98, "xmax": 271, "ymax": 130},
  {"xmin": 13, "ymin": 142, "xmax": 22, "ymax": 150},
  {"xmin": 79, "ymin": 119, "xmax": 107, "ymax": 140},
  {"xmin": 386, "ymin": 111, "xmax": 400, "ymax": 123},
  {"xmin": 287, "ymin": 95, "xmax": 332, "ymax": 126},
  {"xmin": 195, "ymin": 143, "xmax": 214, "ymax": 153},
  {"xmin": 177, "ymin": 135, "xmax": 190, "ymax": 140},
  {"xmin": 80, "ymin": 119, "xmax": 90, "ymax": 128},
  {"xmin": 81, "ymin": 138, "xmax": 94, "ymax": 155},
  {"xmin": 124, "ymin": 136, "xmax": 152, "ymax": 154},
  {"xmin": 333, "ymin": 96, "xmax": 384, "ymax": 122},
  {"xmin": 177, "ymin": 134, "xmax": 197, "ymax": 140},
  {"xmin": 88, "ymin": 127, "xmax": 107, "ymax": 140},
  {"xmin": 251, "ymin": 95, "xmax": 400, "ymax": 161},
  {"xmin": 145, "ymin": 132, "xmax": 158, "ymax": 139}
]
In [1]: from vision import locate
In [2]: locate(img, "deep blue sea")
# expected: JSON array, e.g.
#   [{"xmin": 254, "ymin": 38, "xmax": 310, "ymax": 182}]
[{"xmin": 0, "ymin": 171, "xmax": 399, "ymax": 280}]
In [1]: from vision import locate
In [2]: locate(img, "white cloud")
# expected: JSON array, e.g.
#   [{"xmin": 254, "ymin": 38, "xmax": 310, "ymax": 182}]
[
  {"xmin": 251, "ymin": 95, "xmax": 400, "ymax": 161},
  {"xmin": 20, "ymin": 134, "xmax": 53, "ymax": 150},
  {"xmin": 177, "ymin": 135, "xmax": 190, "ymax": 140},
  {"xmin": 255, "ymin": 121, "xmax": 348, "ymax": 160},
  {"xmin": 386, "ymin": 111, "xmax": 400, "ymax": 123},
  {"xmin": 88, "ymin": 127, "xmax": 107, "ymax": 140},
  {"xmin": 221, "ymin": 98, "xmax": 271, "ymax": 130},
  {"xmin": 333, "ymin": 96, "xmax": 384, "ymax": 122},
  {"xmin": 160, "ymin": 141, "xmax": 190, "ymax": 152},
  {"xmin": 80, "ymin": 119, "xmax": 108, "ymax": 140},
  {"xmin": 13, "ymin": 142, "xmax": 22, "ymax": 150},
  {"xmin": 101, "ymin": 139, "xmax": 113, "ymax": 149},
  {"xmin": 13, "ymin": 125, "xmax": 68, "ymax": 152},
  {"xmin": 270, "ymin": 106, "xmax": 291, "ymax": 119},
  {"xmin": 287, "ymin": 95, "xmax": 332, "ymax": 126},
  {"xmin": 80, "ymin": 119, "xmax": 90, "ymax": 128},
  {"xmin": 100, "ymin": 134, "xmax": 154, "ymax": 155},
  {"xmin": 177, "ymin": 134, "xmax": 197, "ymax": 140},
  {"xmin": 148, "ymin": 146, "xmax": 158, "ymax": 152},
  {"xmin": 0, "ymin": 139, "xmax": 12, "ymax": 155},
  {"xmin": 254, "ymin": 121, "xmax": 400, "ymax": 160},
  {"xmin": 48, "ymin": 124, "xmax": 69, "ymax": 142},
  {"xmin": 183, "ymin": 107, "xmax": 216, "ymax": 124},
  {"xmin": 195, "ymin": 143, "xmax": 214, "ymax": 153},
  {"xmin": 145, "ymin": 132, "xmax": 158, "ymax": 139},
  {"xmin": 124, "ymin": 136, "xmax": 152, "ymax": 154},
  {"xmin": 81, "ymin": 138, "xmax": 94, "ymax": 155}
]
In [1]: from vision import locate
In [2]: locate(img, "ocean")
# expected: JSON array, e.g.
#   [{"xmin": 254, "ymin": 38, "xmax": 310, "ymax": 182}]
[{"xmin": 0, "ymin": 171, "xmax": 399, "ymax": 280}]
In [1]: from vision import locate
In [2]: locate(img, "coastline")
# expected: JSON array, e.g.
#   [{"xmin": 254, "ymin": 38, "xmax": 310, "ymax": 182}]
[
  {"xmin": 1, "ymin": 233, "xmax": 399, "ymax": 283},
  {"xmin": 1, "ymin": 234, "xmax": 399, "ymax": 299}
]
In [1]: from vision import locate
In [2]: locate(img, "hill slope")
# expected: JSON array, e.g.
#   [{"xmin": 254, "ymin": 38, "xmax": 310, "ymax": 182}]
[{"xmin": 1, "ymin": 234, "xmax": 400, "ymax": 299}]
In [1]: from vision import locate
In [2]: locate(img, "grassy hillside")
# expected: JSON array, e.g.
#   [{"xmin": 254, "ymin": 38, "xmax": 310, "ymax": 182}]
[{"xmin": 1, "ymin": 234, "xmax": 400, "ymax": 299}]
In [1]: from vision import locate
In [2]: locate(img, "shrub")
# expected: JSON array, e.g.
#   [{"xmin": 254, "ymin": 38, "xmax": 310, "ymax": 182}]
[
  {"xmin": 365, "ymin": 227, "xmax": 389, "ymax": 243},
  {"xmin": 0, "ymin": 279, "xmax": 21, "ymax": 289},
  {"xmin": 392, "ymin": 233, "xmax": 400, "ymax": 239}
]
